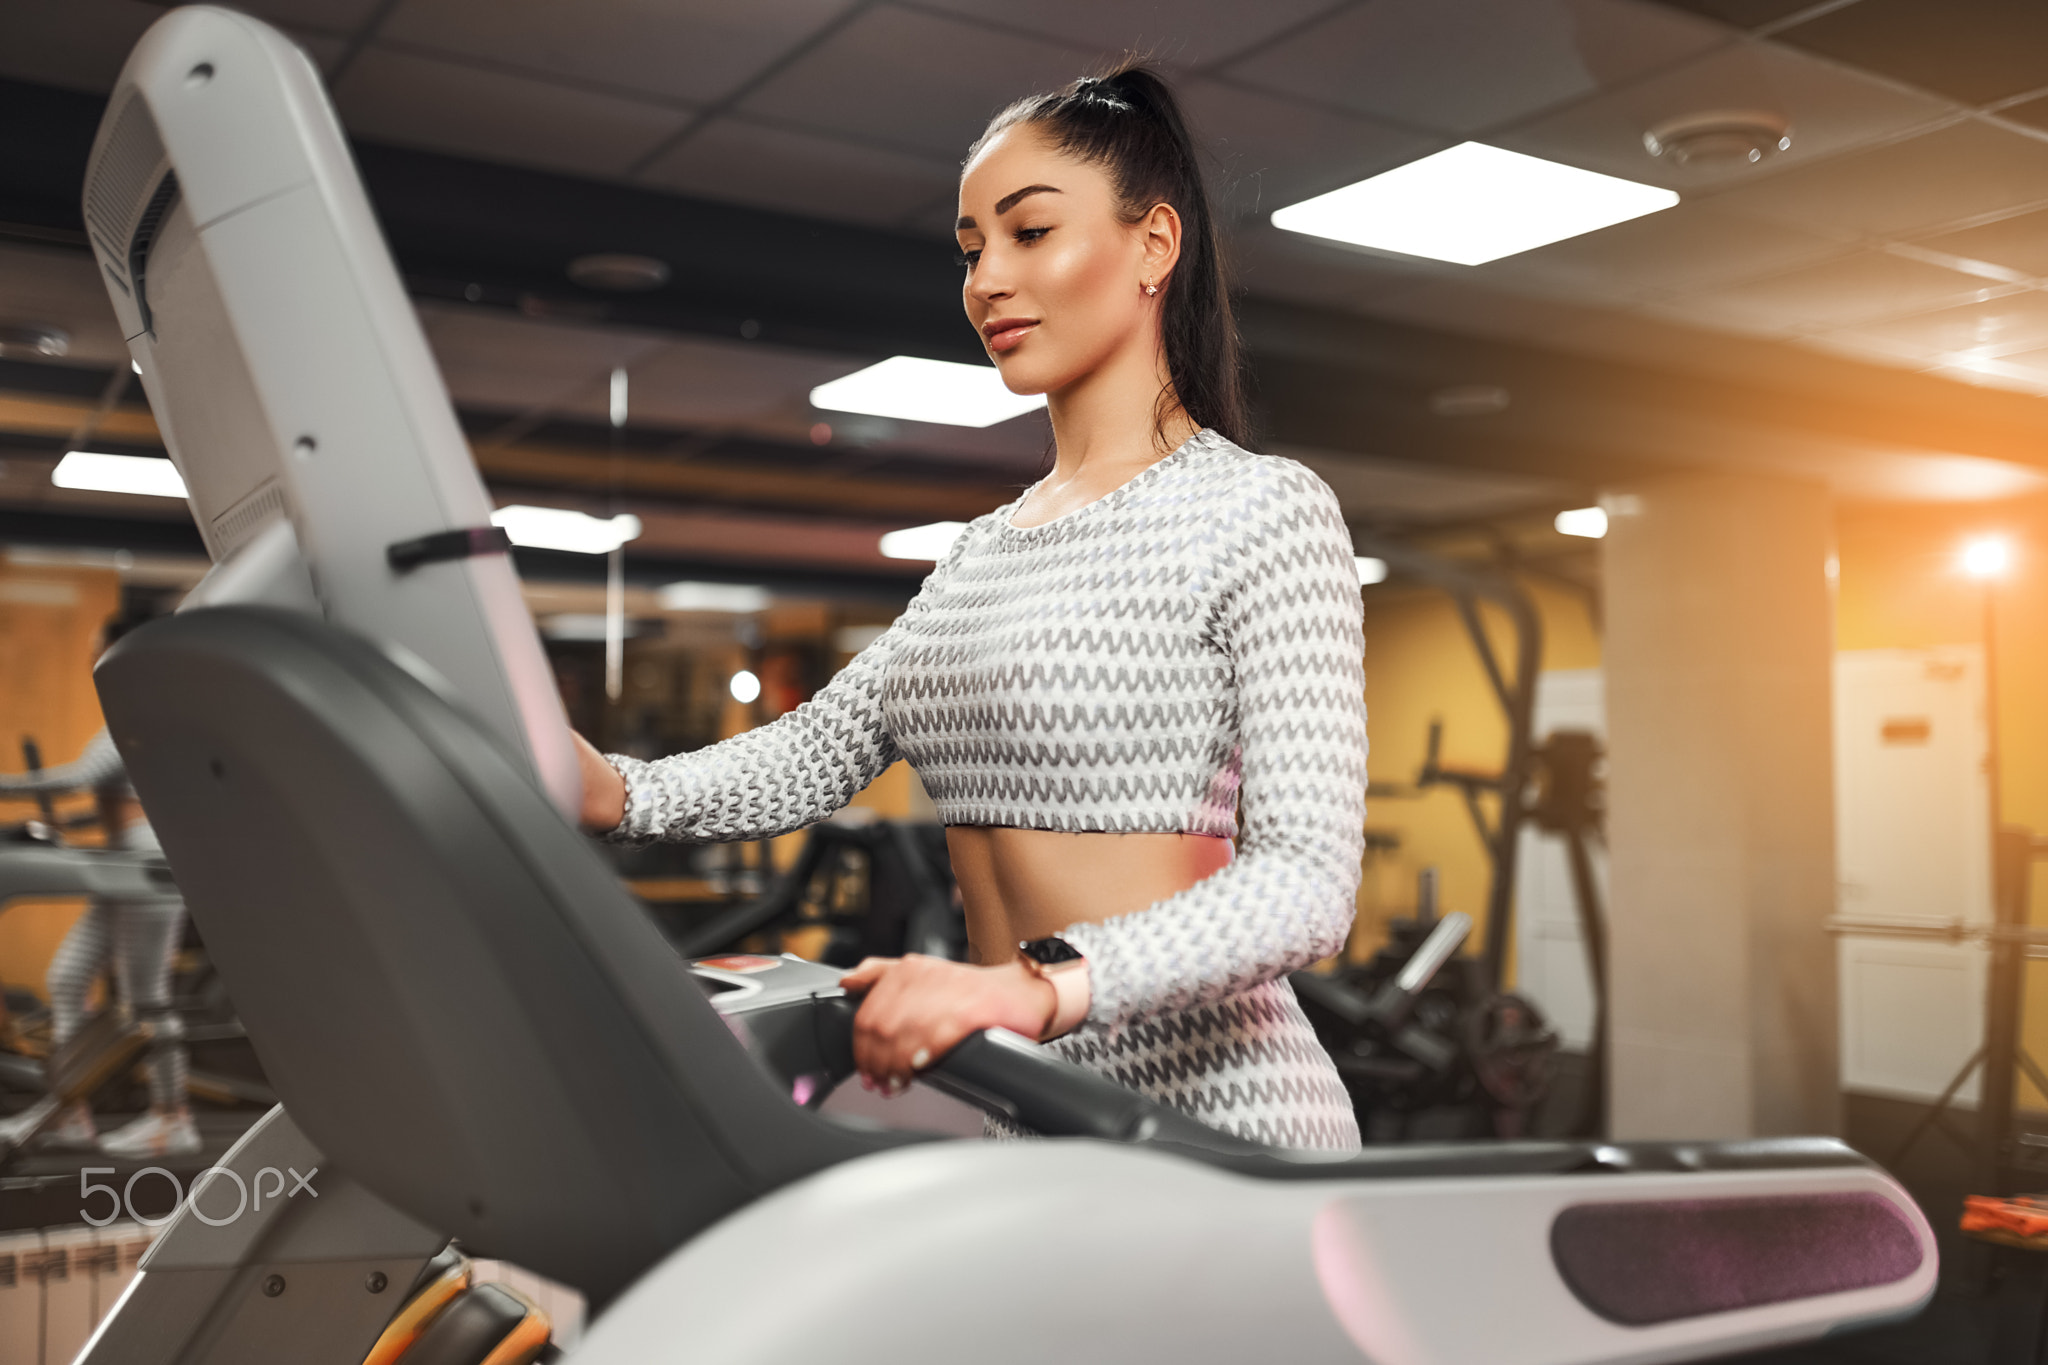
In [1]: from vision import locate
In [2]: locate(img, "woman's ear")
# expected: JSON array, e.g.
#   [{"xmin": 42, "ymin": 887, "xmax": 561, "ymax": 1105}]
[{"xmin": 1140, "ymin": 202, "xmax": 1182, "ymax": 287}]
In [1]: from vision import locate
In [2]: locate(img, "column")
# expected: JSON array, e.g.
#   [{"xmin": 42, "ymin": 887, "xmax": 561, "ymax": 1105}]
[{"xmin": 1602, "ymin": 473, "xmax": 1839, "ymax": 1140}]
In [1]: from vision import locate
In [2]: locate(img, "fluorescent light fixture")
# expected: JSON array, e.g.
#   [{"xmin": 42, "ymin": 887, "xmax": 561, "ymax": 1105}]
[
  {"xmin": 1555, "ymin": 507, "xmax": 1609, "ymax": 539},
  {"xmin": 880, "ymin": 521, "xmax": 967, "ymax": 561},
  {"xmin": 540, "ymin": 613, "xmax": 653, "ymax": 642},
  {"xmin": 1961, "ymin": 535, "xmax": 2014, "ymax": 580},
  {"xmin": 1356, "ymin": 556, "xmax": 1388, "ymax": 586},
  {"xmin": 729, "ymin": 669, "xmax": 761, "ymax": 704},
  {"xmin": 810, "ymin": 356, "xmax": 1046, "ymax": 428},
  {"xmin": 657, "ymin": 581, "xmax": 771, "ymax": 613},
  {"xmin": 1271, "ymin": 142, "xmax": 1679, "ymax": 267},
  {"xmin": 490, "ymin": 505, "xmax": 641, "ymax": 555},
  {"xmin": 52, "ymin": 451, "xmax": 187, "ymax": 499}
]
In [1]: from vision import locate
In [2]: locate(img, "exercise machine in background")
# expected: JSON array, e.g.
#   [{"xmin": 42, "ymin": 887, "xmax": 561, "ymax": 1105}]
[{"xmin": 71, "ymin": 9, "xmax": 1938, "ymax": 1363}]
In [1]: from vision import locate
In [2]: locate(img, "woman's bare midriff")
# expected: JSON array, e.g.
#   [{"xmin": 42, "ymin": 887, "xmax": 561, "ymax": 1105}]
[{"xmin": 945, "ymin": 826, "xmax": 1233, "ymax": 965}]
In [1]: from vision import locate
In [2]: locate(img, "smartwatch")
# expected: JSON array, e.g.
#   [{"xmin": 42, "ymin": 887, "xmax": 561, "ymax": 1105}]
[
  {"xmin": 1017, "ymin": 937, "xmax": 1090, "ymax": 1040},
  {"xmin": 1020, "ymin": 936, "xmax": 1085, "ymax": 967}
]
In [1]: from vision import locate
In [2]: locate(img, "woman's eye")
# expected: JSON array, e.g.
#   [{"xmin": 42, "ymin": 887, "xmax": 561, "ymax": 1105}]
[
  {"xmin": 1014, "ymin": 227, "xmax": 1050, "ymax": 244},
  {"xmin": 955, "ymin": 248, "xmax": 981, "ymax": 268}
]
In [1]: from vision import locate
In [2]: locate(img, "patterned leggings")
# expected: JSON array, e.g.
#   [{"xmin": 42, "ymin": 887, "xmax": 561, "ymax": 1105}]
[{"xmin": 47, "ymin": 823, "xmax": 189, "ymax": 1112}]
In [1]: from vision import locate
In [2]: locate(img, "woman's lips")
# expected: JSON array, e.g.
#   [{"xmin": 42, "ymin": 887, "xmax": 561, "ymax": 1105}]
[{"xmin": 986, "ymin": 321, "xmax": 1038, "ymax": 353}]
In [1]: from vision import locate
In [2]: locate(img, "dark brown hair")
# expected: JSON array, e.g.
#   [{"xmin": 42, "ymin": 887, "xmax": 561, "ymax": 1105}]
[{"xmin": 970, "ymin": 61, "xmax": 1249, "ymax": 449}]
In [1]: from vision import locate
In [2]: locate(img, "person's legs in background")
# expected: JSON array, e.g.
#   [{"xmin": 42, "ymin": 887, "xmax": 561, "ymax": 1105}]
[
  {"xmin": 36, "ymin": 900, "xmax": 115, "ymax": 1147},
  {"xmin": 97, "ymin": 896, "xmax": 196, "ymax": 1158}
]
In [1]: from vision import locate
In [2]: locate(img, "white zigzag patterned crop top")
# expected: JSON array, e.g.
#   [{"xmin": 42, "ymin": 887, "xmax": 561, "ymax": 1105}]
[{"xmin": 607, "ymin": 429, "xmax": 1369, "ymax": 1032}]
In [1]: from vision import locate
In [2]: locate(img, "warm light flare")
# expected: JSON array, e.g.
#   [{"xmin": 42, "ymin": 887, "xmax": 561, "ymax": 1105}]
[{"xmin": 1961, "ymin": 535, "xmax": 2014, "ymax": 580}]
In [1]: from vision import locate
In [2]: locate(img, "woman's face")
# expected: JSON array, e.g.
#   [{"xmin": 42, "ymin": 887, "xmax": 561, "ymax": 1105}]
[{"xmin": 956, "ymin": 125, "xmax": 1168, "ymax": 398}]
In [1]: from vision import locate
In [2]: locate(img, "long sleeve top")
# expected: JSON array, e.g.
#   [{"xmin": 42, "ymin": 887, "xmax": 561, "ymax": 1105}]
[{"xmin": 607, "ymin": 429, "xmax": 1369, "ymax": 1042}]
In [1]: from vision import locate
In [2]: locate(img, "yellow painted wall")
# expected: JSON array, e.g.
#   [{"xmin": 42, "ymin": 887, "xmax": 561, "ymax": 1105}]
[
  {"xmin": 1356, "ymin": 575, "xmax": 1603, "ymax": 976},
  {"xmin": 1835, "ymin": 494, "xmax": 2048, "ymax": 1107},
  {"xmin": 0, "ymin": 563, "xmax": 122, "ymax": 1002}
]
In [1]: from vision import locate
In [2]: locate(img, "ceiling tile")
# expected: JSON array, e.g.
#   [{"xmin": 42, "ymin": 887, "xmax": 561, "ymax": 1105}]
[
  {"xmin": 1918, "ymin": 359, "xmax": 2048, "ymax": 402},
  {"xmin": 902, "ymin": 0, "xmax": 1342, "ymax": 71},
  {"xmin": 1230, "ymin": 221, "xmax": 1445, "ymax": 315},
  {"xmin": 1499, "ymin": 37, "xmax": 1952, "ymax": 194},
  {"xmin": 419, "ymin": 306, "xmax": 670, "ymax": 416},
  {"xmin": 1705, "ymin": 118, "xmax": 2048, "ymax": 237},
  {"xmin": 1829, "ymin": 289, "xmax": 2048, "ymax": 359},
  {"xmin": 626, "ymin": 336, "xmax": 883, "ymax": 430},
  {"xmin": 1649, "ymin": 250, "xmax": 2002, "ymax": 334},
  {"xmin": 379, "ymin": 0, "xmax": 854, "ymax": 106},
  {"xmin": 737, "ymin": 7, "xmax": 1091, "ymax": 161},
  {"xmin": 1276, "ymin": 444, "xmax": 1570, "ymax": 521},
  {"xmin": 0, "ymin": 241, "xmax": 130, "ymax": 366},
  {"xmin": 1350, "ymin": 276, "xmax": 1621, "ymax": 347},
  {"xmin": 1222, "ymin": 0, "xmax": 1730, "ymax": 136},
  {"xmin": 1176, "ymin": 78, "xmax": 1439, "ymax": 220},
  {"xmin": 1958, "ymin": 345, "xmax": 2048, "ymax": 382},
  {"xmin": 1644, "ymin": 0, "xmax": 1814, "ymax": 29},
  {"xmin": 288, "ymin": 28, "xmax": 350, "ymax": 76},
  {"xmin": 1774, "ymin": 0, "xmax": 2048, "ymax": 107},
  {"xmin": 0, "ymin": 0, "xmax": 164, "ymax": 93},
  {"xmin": 1471, "ymin": 201, "xmax": 1849, "ymax": 300},
  {"xmin": 225, "ymin": 0, "xmax": 391, "ymax": 33},
  {"xmin": 638, "ymin": 118, "xmax": 961, "ymax": 231},
  {"xmin": 1998, "ymin": 93, "xmax": 2048, "ymax": 135},
  {"xmin": 1915, "ymin": 206, "xmax": 2048, "ymax": 280},
  {"xmin": 334, "ymin": 48, "xmax": 692, "ymax": 179}
]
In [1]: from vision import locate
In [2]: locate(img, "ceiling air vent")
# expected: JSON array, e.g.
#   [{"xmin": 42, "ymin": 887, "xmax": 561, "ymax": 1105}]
[
  {"xmin": 0, "ymin": 325, "xmax": 69, "ymax": 358},
  {"xmin": 1643, "ymin": 110, "xmax": 1792, "ymax": 167}
]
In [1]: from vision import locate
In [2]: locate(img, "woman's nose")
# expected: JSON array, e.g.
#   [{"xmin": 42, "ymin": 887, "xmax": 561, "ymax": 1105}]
[{"xmin": 969, "ymin": 259, "xmax": 1012, "ymax": 304}]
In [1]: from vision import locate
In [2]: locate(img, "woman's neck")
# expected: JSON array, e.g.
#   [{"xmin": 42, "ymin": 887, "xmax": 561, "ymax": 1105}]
[{"xmin": 1041, "ymin": 334, "xmax": 1197, "ymax": 492}]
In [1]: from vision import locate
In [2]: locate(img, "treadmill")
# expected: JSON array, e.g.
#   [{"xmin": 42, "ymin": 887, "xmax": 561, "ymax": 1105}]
[{"xmin": 73, "ymin": 9, "xmax": 1937, "ymax": 1363}]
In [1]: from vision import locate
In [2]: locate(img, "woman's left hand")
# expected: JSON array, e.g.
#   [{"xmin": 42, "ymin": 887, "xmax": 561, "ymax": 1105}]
[{"xmin": 839, "ymin": 954, "xmax": 1053, "ymax": 1093}]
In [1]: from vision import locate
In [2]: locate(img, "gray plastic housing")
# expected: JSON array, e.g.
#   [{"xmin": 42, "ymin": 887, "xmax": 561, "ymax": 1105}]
[{"xmin": 80, "ymin": 5, "xmax": 579, "ymax": 816}]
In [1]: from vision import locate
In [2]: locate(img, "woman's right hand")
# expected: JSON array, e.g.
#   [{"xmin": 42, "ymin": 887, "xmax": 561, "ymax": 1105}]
[{"xmin": 572, "ymin": 731, "xmax": 628, "ymax": 834}]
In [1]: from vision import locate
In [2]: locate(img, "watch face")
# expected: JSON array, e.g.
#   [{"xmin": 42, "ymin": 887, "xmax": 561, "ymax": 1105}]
[{"xmin": 1021, "ymin": 936, "xmax": 1083, "ymax": 965}]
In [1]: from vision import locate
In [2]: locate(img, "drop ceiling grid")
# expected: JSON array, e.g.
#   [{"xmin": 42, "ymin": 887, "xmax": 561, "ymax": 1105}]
[
  {"xmin": 308, "ymin": 0, "xmax": 2048, "ymax": 394},
  {"xmin": 14, "ymin": 0, "xmax": 2048, "ymax": 404}
]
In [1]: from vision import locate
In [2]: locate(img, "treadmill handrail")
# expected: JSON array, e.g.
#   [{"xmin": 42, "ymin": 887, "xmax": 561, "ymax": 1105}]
[{"xmin": 806, "ymin": 995, "xmax": 1878, "ymax": 1183}]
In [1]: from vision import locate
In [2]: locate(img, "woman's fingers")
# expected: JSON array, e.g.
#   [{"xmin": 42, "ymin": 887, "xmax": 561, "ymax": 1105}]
[
  {"xmin": 837, "ymin": 956, "xmax": 896, "ymax": 992},
  {"xmin": 847, "ymin": 957, "xmax": 1007, "ymax": 1090}
]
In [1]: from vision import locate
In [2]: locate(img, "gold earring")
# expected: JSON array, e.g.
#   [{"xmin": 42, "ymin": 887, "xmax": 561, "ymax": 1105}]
[{"xmin": 1143, "ymin": 281, "xmax": 1158, "ymax": 296}]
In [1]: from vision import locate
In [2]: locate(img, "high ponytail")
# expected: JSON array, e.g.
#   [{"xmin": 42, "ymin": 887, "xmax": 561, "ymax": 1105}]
[{"xmin": 969, "ymin": 60, "xmax": 1249, "ymax": 450}]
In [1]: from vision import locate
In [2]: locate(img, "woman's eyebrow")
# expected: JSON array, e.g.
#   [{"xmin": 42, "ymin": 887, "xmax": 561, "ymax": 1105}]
[
  {"xmin": 995, "ymin": 183, "xmax": 1061, "ymax": 215},
  {"xmin": 956, "ymin": 184, "xmax": 1064, "ymax": 231}
]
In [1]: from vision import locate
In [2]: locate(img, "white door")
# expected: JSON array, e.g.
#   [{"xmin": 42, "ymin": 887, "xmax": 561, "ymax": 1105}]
[
  {"xmin": 1514, "ymin": 669, "xmax": 1606, "ymax": 1050},
  {"xmin": 1833, "ymin": 647, "xmax": 1990, "ymax": 1103}
]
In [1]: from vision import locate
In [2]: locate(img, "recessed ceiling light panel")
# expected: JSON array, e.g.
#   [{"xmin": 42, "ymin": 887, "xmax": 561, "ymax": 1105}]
[
  {"xmin": 491, "ymin": 505, "xmax": 642, "ymax": 554},
  {"xmin": 880, "ymin": 521, "xmax": 968, "ymax": 561},
  {"xmin": 657, "ymin": 581, "xmax": 772, "ymax": 613},
  {"xmin": 52, "ymin": 450, "xmax": 187, "ymax": 498},
  {"xmin": 812, "ymin": 357, "xmax": 1046, "ymax": 429},
  {"xmin": 1271, "ymin": 142, "xmax": 1680, "ymax": 267}
]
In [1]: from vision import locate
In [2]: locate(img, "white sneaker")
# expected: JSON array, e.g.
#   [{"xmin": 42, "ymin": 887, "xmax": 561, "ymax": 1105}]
[
  {"xmin": 99, "ymin": 1109, "xmax": 201, "ymax": 1159},
  {"xmin": 35, "ymin": 1101, "xmax": 98, "ymax": 1150}
]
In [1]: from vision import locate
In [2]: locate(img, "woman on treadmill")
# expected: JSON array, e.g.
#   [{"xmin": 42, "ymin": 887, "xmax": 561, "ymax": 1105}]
[{"xmin": 578, "ymin": 62, "xmax": 1369, "ymax": 1152}]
